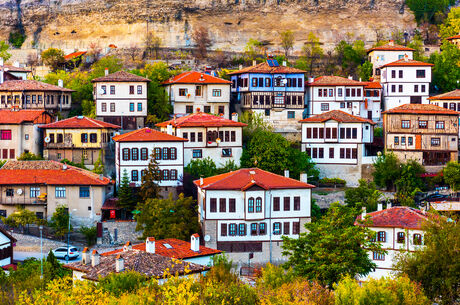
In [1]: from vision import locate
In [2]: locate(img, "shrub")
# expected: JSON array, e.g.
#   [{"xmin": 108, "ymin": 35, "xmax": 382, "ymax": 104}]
[
  {"xmin": 79, "ymin": 226, "xmax": 97, "ymax": 246},
  {"xmin": 8, "ymin": 31, "xmax": 26, "ymax": 48},
  {"xmin": 318, "ymin": 177, "xmax": 346, "ymax": 185},
  {"xmin": 98, "ymin": 270, "xmax": 148, "ymax": 297}
]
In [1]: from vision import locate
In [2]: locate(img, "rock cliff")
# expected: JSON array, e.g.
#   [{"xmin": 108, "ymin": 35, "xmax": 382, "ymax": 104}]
[{"xmin": 0, "ymin": 0, "xmax": 416, "ymax": 53}]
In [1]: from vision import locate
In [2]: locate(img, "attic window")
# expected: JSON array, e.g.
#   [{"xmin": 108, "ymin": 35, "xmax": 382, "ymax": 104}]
[{"xmin": 163, "ymin": 243, "xmax": 173, "ymax": 249}]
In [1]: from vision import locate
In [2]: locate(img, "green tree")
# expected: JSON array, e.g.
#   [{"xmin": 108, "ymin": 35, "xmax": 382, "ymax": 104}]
[
  {"xmin": 41, "ymin": 48, "xmax": 65, "ymax": 71},
  {"xmin": 184, "ymin": 157, "xmax": 218, "ymax": 179},
  {"xmin": 16, "ymin": 152, "xmax": 44, "ymax": 160},
  {"xmin": 238, "ymin": 111, "xmax": 273, "ymax": 143},
  {"xmin": 395, "ymin": 215, "xmax": 460, "ymax": 304},
  {"xmin": 49, "ymin": 205, "xmax": 71, "ymax": 238},
  {"xmin": 357, "ymin": 61, "xmax": 373, "ymax": 81},
  {"xmin": 79, "ymin": 226, "xmax": 97, "ymax": 246},
  {"xmin": 334, "ymin": 275, "xmax": 430, "ymax": 305},
  {"xmin": 280, "ymin": 30, "xmax": 295, "ymax": 57},
  {"xmin": 245, "ymin": 38, "xmax": 264, "ymax": 61},
  {"xmin": 429, "ymin": 42, "xmax": 460, "ymax": 93},
  {"xmin": 45, "ymin": 250, "xmax": 70, "ymax": 281},
  {"xmin": 373, "ymin": 152, "xmax": 400, "ymax": 190},
  {"xmin": 139, "ymin": 152, "xmax": 161, "ymax": 201},
  {"xmin": 282, "ymin": 203, "xmax": 384, "ymax": 287},
  {"xmin": 335, "ymin": 39, "xmax": 366, "ymax": 77},
  {"xmin": 81, "ymin": 100, "xmax": 96, "ymax": 118},
  {"xmin": 118, "ymin": 169, "xmax": 138, "ymax": 211},
  {"xmin": 8, "ymin": 31, "xmax": 26, "ymax": 49},
  {"xmin": 296, "ymin": 32, "xmax": 323, "ymax": 76},
  {"xmin": 135, "ymin": 193, "xmax": 200, "ymax": 240},
  {"xmin": 99, "ymin": 270, "xmax": 148, "ymax": 297},
  {"xmin": 406, "ymin": 0, "xmax": 455, "ymax": 24},
  {"xmin": 439, "ymin": 7, "xmax": 460, "ymax": 39},
  {"xmin": 1, "ymin": 206, "xmax": 40, "ymax": 233},
  {"xmin": 395, "ymin": 159, "xmax": 425, "ymax": 206},
  {"xmin": 0, "ymin": 40, "xmax": 12, "ymax": 61},
  {"xmin": 92, "ymin": 150, "xmax": 104, "ymax": 174},
  {"xmin": 408, "ymin": 34, "xmax": 427, "ymax": 61},
  {"xmin": 443, "ymin": 161, "xmax": 460, "ymax": 192},
  {"xmin": 90, "ymin": 56, "xmax": 123, "ymax": 79},
  {"xmin": 345, "ymin": 179, "xmax": 382, "ymax": 212}
]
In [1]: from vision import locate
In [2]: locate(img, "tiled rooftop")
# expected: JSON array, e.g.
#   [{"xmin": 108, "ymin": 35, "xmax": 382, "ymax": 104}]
[
  {"xmin": 308, "ymin": 75, "xmax": 365, "ymax": 87},
  {"xmin": 382, "ymin": 103, "xmax": 459, "ymax": 115},
  {"xmin": 162, "ymin": 71, "xmax": 231, "ymax": 85},
  {"xmin": 92, "ymin": 71, "xmax": 150, "ymax": 83},
  {"xmin": 156, "ymin": 112, "xmax": 247, "ymax": 128},
  {"xmin": 367, "ymin": 43, "xmax": 415, "ymax": 53},
  {"xmin": 0, "ymin": 80, "xmax": 74, "ymax": 92},
  {"xmin": 380, "ymin": 59, "xmax": 434, "ymax": 68},
  {"xmin": 40, "ymin": 116, "xmax": 120, "ymax": 129},
  {"xmin": 112, "ymin": 127, "xmax": 187, "ymax": 142},
  {"xmin": 427, "ymin": 89, "xmax": 460, "ymax": 101},
  {"xmin": 0, "ymin": 110, "xmax": 51, "ymax": 124},
  {"xmin": 300, "ymin": 110, "xmax": 376, "ymax": 125},
  {"xmin": 355, "ymin": 206, "xmax": 429, "ymax": 230},
  {"xmin": 228, "ymin": 62, "xmax": 306, "ymax": 75}
]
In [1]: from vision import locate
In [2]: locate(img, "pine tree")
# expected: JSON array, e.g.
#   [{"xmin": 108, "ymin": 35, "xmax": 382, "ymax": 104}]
[
  {"xmin": 139, "ymin": 152, "xmax": 161, "ymax": 201},
  {"xmin": 118, "ymin": 169, "xmax": 136, "ymax": 210}
]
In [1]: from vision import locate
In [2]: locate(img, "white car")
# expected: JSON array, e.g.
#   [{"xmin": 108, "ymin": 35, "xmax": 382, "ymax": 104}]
[{"xmin": 52, "ymin": 246, "xmax": 80, "ymax": 260}]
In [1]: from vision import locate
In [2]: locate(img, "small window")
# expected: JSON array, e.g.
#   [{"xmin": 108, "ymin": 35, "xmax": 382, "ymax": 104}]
[
  {"xmin": 229, "ymin": 223, "xmax": 237, "ymax": 236},
  {"xmin": 179, "ymin": 88, "xmax": 188, "ymax": 96},
  {"xmin": 6, "ymin": 189, "xmax": 14, "ymax": 197},
  {"xmin": 79, "ymin": 186, "xmax": 90, "ymax": 198},
  {"xmin": 397, "ymin": 232, "xmax": 405, "ymax": 243},
  {"xmin": 195, "ymin": 86, "xmax": 202, "ymax": 96},
  {"xmin": 399, "ymin": 85, "xmax": 403, "ymax": 93},
  {"xmin": 122, "ymin": 148, "xmax": 130, "ymax": 161},
  {"xmin": 259, "ymin": 222, "xmax": 266, "ymax": 235},
  {"xmin": 283, "ymin": 197, "xmax": 290, "ymax": 211},
  {"xmin": 110, "ymin": 85, "xmax": 115, "ymax": 95},
  {"xmin": 251, "ymin": 223, "xmax": 258, "ymax": 236},
  {"xmin": 399, "ymin": 70, "xmax": 403, "ymax": 78},
  {"xmin": 273, "ymin": 222, "xmax": 281, "ymax": 235},
  {"xmin": 55, "ymin": 187, "xmax": 66, "ymax": 198},
  {"xmin": 30, "ymin": 187, "xmax": 40, "ymax": 198},
  {"xmin": 218, "ymin": 106, "xmax": 225, "ymax": 115},
  {"xmin": 131, "ymin": 170, "xmax": 139, "ymax": 182},
  {"xmin": 186, "ymin": 105, "xmax": 193, "ymax": 114},
  {"xmin": 90, "ymin": 133, "xmax": 97, "ymax": 143},
  {"xmin": 248, "ymin": 197, "xmax": 254, "ymax": 213},
  {"xmin": 140, "ymin": 148, "xmax": 148, "ymax": 160},
  {"xmin": 320, "ymin": 103, "xmax": 329, "ymax": 111},
  {"xmin": 130, "ymin": 103, "xmax": 134, "ymax": 112},
  {"xmin": 219, "ymin": 198, "xmax": 226, "ymax": 212},
  {"xmin": 435, "ymin": 121, "xmax": 445, "ymax": 129},
  {"xmin": 418, "ymin": 121, "xmax": 428, "ymax": 129},
  {"xmin": 338, "ymin": 88, "xmax": 343, "ymax": 97},
  {"xmin": 401, "ymin": 120, "xmax": 410, "ymax": 129},
  {"xmin": 131, "ymin": 148, "xmax": 139, "ymax": 161},
  {"xmin": 137, "ymin": 85, "xmax": 142, "ymax": 95},
  {"xmin": 229, "ymin": 199, "xmax": 236, "ymax": 212},
  {"xmin": 204, "ymin": 106, "xmax": 211, "ymax": 113},
  {"xmin": 222, "ymin": 148, "xmax": 232, "ymax": 157},
  {"xmin": 238, "ymin": 223, "xmax": 246, "ymax": 236},
  {"xmin": 287, "ymin": 111, "xmax": 295, "ymax": 119},
  {"xmin": 416, "ymin": 70, "xmax": 426, "ymax": 78},
  {"xmin": 221, "ymin": 224, "xmax": 227, "ymax": 236},
  {"xmin": 101, "ymin": 85, "xmax": 106, "ymax": 94},
  {"xmin": 401, "ymin": 136, "xmax": 406, "ymax": 145},
  {"xmin": 212, "ymin": 89, "xmax": 222, "ymax": 97},
  {"xmin": 294, "ymin": 197, "xmax": 300, "ymax": 210},
  {"xmin": 431, "ymin": 138, "xmax": 440, "ymax": 146},
  {"xmin": 373, "ymin": 252, "xmax": 385, "ymax": 260},
  {"xmin": 408, "ymin": 137, "xmax": 413, "ymax": 146},
  {"xmin": 413, "ymin": 234, "xmax": 422, "ymax": 245},
  {"xmin": 255, "ymin": 197, "xmax": 262, "ymax": 212},
  {"xmin": 129, "ymin": 85, "xmax": 134, "ymax": 94},
  {"xmin": 81, "ymin": 133, "xmax": 88, "ymax": 143},
  {"xmin": 210, "ymin": 198, "xmax": 217, "ymax": 212},
  {"xmin": 110, "ymin": 103, "xmax": 115, "ymax": 112},
  {"xmin": 102, "ymin": 103, "xmax": 107, "ymax": 112},
  {"xmin": 273, "ymin": 197, "xmax": 280, "ymax": 211},
  {"xmin": 137, "ymin": 103, "xmax": 142, "ymax": 112},
  {"xmin": 284, "ymin": 222, "xmax": 290, "ymax": 235},
  {"xmin": 377, "ymin": 231, "xmax": 386, "ymax": 242},
  {"xmin": 192, "ymin": 149, "xmax": 202, "ymax": 158}
]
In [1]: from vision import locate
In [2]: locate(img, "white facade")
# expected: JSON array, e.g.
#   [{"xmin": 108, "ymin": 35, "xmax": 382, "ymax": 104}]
[
  {"xmin": 369, "ymin": 50, "xmax": 413, "ymax": 76},
  {"xmin": 307, "ymin": 85, "xmax": 365, "ymax": 117},
  {"xmin": 380, "ymin": 65, "xmax": 432, "ymax": 111},
  {"xmin": 0, "ymin": 228, "xmax": 15, "ymax": 267},
  {"xmin": 115, "ymin": 141, "xmax": 184, "ymax": 187}
]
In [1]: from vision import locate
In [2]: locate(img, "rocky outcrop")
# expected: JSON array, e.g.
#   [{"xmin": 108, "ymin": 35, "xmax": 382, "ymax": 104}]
[{"xmin": 0, "ymin": 0, "xmax": 416, "ymax": 54}]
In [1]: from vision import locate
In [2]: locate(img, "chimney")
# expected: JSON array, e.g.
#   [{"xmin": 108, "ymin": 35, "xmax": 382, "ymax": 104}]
[
  {"xmin": 300, "ymin": 172, "xmax": 308, "ymax": 183},
  {"xmin": 123, "ymin": 241, "xmax": 132, "ymax": 251},
  {"xmin": 238, "ymin": 64, "xmax": 243, "ymax": 70},
  {"xmin": 377, "ymin": 203, "xmax": 383, "ymax": 211},
  {"xmin": 361, "ymin": 207, "xmax": 366, "ymax": 219},
  {"xmin": 284, "ymin": 170, "xmax": 289, "ymax": 178},
  {"xmin": 252, "ymin": 60, "xmax": 256, "ymax": 66},
  {"xmin": 191, "ymin": 234, "xmax": 200, "ymax": 252},
  {"xmin": 58, "ymin": 79, "xmax": 63, "ymax": 88},
  {"xmin": 13, "ymin": 61, "xmax": 19, "ymax": 68},
  {"xmin": 105, "ymin": 68, "xmax": 109, "ymax": 76},
  {"xmin": 282, "ymin": 61, "xmax": 287, "ymax": 66},
  {"xmin": 166, "ymin": 124, "xmax": 173, "ymax": 135},
  {"xmin": 81, "ymin": 247, "xmax": 90, "ymax": 265},
  {"xmin": 115, "ymin": 254, "xmax": 124, "ymax": 272},
  {"xmin": 389, "ymin": 40, "xmax": 394, "ymax": 46},
  {"xmin": 200, "ymin": 177, "xmax": 204, "ymax": 186},
  {"xmin": 231, "ymin": 112, "xmax": 238, "ymax": 122},
  {"xmin": 359, "ymin": 77, "xmax": 362, "ymax": 82},
  {"xmin": 348, "ymin": 76, "xmax": 353, "ymax": 80},
  {"xmin": 91, "ymin": 250, "xmax": 100, "ymax": 267},
  {"xmin": 146, "ymin": 237, "xmax": 155, "ymax": 253},
  {"xmin": 387, "ymin": 201, "xmax": 392, "ymax": 209},
  {"xmin": 308, "ymin": 76, "xmax": 314, "ymax": 83}
]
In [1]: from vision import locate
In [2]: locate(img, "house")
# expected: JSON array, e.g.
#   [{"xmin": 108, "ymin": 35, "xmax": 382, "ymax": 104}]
[
  {"xmin": 112, "ymin": 127, "xmax": 187, "ymax": 190},
  {"xmin": 300, "ymin": 110, "xmax": 376, "ymax": 186},
  {"xmin": 194, "ymin": 168, "xmax": 314, "ymax": 265},
  {"xmin": 428, "ymin": 89, "xmax": 460, "ymax": 112},
  {"xmin": 366, "ymin": 41, "xmax": 415, "ymax": 79},
  {"xmin": 64, "ymin": 247, "xmax": 209, "ymax": 283},
  {"xmin": 355, "ymin": 206, "xmax": 429, "ymax": 280},
  {"xmin": 92, "ymin": 70, "xmax": 150, "ymax": 130},
  {"xmin": 379, "ymin": 57, "xmax": 433, "ymax": 110},
  {"xmin": 446, "ymin": 34, "xmax": 460, "ymax": 47},
  {"xmin": 40, "ymin": 116, "xmax": 120, "ymax": 172},
  {"xmin": 0, "ymin": 79, "xmax": 73, "ymax": 113},
  {"xmin": 383, "ymin": 104, "xmax": 459, "ymax": 170},
  {"xmin": 101, "ymin": 235, "xmax": 222, "ymax": 266},
  {"xmin": 0, "ymin": 160, "xmax": 113, "ymax": 225},
  {"xmin": 0, "ymin": 109, "xmax": 54, "ymax": 160},
  {"xmin": 229, "ymin": 59, "xmax": 306, "ymax": 135},
  {"xmin": 156, "ymin": 112, "xmax": 247, "ymax": 166},
  {"xmin": 0, "ymin": 226, "xmax": 16, "ymax": 269},
  {"xmin": 162, "ymin": 71, "xmax": 232, "ymax": 117},
  {"xmin": 305, "ymin": 76, "xmax": 382, "ymax": 122},
  {"xmin": 0, "ymin": 59, "xmax": 30, "ymax": 81}
]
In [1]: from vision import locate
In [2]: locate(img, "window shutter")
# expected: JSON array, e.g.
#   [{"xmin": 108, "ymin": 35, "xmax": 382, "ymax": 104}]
[{"xmin": 221, "ymin": 223, "xmax": 227, "ymax": 236}]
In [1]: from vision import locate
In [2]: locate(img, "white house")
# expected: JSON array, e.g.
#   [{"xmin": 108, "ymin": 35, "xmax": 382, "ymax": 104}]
[
  {"xmin": 92, "ymin": 70, "xmax": 150, "ymax": 130},
  {"xmin": 428, "ymin": 89, "xmax": 460, "ymax": 112},
  {"xmin": 363, "ymin": 81, "xmax": 383, "ymax": 123},
  {"xmin": 112, "ymin": 127, "xmax": 187, "ymax": 188},
  {"xmin": 0, "ymin": 226, "xmax": 16, "ymax": 269},
  {"xmin": 156, "ymin": 112, "xmax": 247, "ymax": 166},
  {"xmin": 162, "ymin": 71, "xmax": 232, "ymax": 117},
  {"xmin": 380, "ymin": 57, "xmax": 433, "ymax": 110},
  {"xmin": 194, "ymin": 168, "xmax": 315, "ymax": 265},
  {"xmin": 367, "ymin": 41, "xmax": 415, "ymax": 79},
  {"xmin": 300, "ymin": 110, "xmax": 376, "ymax": 186},
  {"xmin": 355, "ymin": 206, "xmax": 429, "ymax": 280}
]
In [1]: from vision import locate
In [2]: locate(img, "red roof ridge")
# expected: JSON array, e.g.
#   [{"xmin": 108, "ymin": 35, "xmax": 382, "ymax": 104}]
[
  {"xmin": 299, "ymin": 110, "xmax": 376, "ymax": 125},
  {"xmin": 380, "ymin": 59, "xmax": 434, "ymax": 68},
  {"xmin": 112, "ymin": 127, "xmax": 187, "ymax": 142},
  {"xmin": 156, "ymin": 112, "xmax": 247, "ymax": 128},
  {"xmin": 355, "ymin": 206, "xmax": 429, "ymax": 229},
  {"xmin": 427, "ymin": 89, "xmax": 460, "ymax": 100},
  {"xmin": 40, "ymin": 116, "xmax": 120, "ymax": 129},
  {"xmin": 367, "ymin": 43, "xmax": 415, "ymax": 53},
  {"xmin": 382, "ymin": 103, "xmax": 459, "ymax": 115}
]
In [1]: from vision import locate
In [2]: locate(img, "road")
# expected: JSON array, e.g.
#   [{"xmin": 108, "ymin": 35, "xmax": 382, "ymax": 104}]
[{"xmin": 14, "ymin": 251, "xmax": 82, "ymax": 264}]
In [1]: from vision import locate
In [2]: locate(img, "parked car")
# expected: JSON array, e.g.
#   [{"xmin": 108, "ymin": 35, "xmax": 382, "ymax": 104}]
[
  {"xmin": 424, "ymin": 193, "xmax": 449, "ymax": 202},
  {"xmin": 52, "ymin": 246, "xmax": 80, "ymax": 260}
]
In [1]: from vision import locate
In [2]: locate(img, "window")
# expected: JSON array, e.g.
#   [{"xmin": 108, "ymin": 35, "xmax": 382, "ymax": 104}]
[
  {"xmin": 329, "ymin": 147, "xmax": 334, "ymax": 158},
  {"xmin": 229, "ymin": 223, "xmax": 237, "ymax": 236},
  {"xmin": 137, "ymin": 103, "xmax": 142, "ymax": 111},
  {"xmin": 6, "ymin": 189, "xmax": 14, "ymax": 197},
  {"xmin": 179, "ymin": 88, "xmax": 188, "ymax": 96},
  {"xmin": 195, "ymin": 86, "xmax": 202, "ymax": 96},
  {"xmin": 273, "ymin": 197, "xmax": 280, "ymax": 211},
  {"xmin": 129, "ymin": 103, "xmax": 134, "ymax": 112},
  {"xmin": 338, "ymin": 88, "xmax": 343, "ymax": 97},
  {"xmin": 248, "ymin": 197, "xmax": 254, "ymax": 213},
  {"xmin": 293, "ymin": 196, "xmax": 301, "ymax": 211},
  {"xmin": 408, "ymin": 137, "xmax": 413, "ymax": 146},
  {"xmin": 391, "ymin": 85, "xmax": 396, "ymax": 93},
  {"xmin": 373, "ymin": 252, "xmax": 385, "ymax": 260},
  {"xmin": 221, "ymin": 224, "xmax": 227, "ymax": 236},
  {"xmin": 401, "ymin": 136, "xmax": 406, "ymax": 145},
  {"xmin": 101, "ymin": 85, "xmax": 106, "ymax": 94},
  {"xmin": 170, "ymin": 147, "xmax": 177, "ymax": 160},
  {"xmin": 224, "ymin": 131, "xmax": 230, "ymax": 142},
  {"xmin": 129, "ymin": 85, "xmax": 134, "ymax": 94},
  {"xmin": 170, "ymin": 169, "xmax": 177, "ymax": 180},
  {"xmin": 394, "ymin": 136, "xmax": 399, "ymax": 145},
  {"xmin": 131, "ymin": 148, "xmax": 139, "ymax": 161},
  {"xmin": 328, "ymin": 89, "xmax": 333, "ymax": 97},
  {"xmin": 251, "ymin": 223, "xmax": 258, "ymax": 236},
  {"xmin": 435, "ymin": 121, "xmax": 445, "ymax": 129},
  {"xmin": 252, "ymin": 78, "xmax": 257, "ymax": 87},
  {"xmin": 293, "ymin": 222, "xmax": 300, "ymax": 234},
  {"xmin": 186, "ymin": 105, "xmax": 193, "ymax": 114},
  {"xmin": 219, "ymin": 198, "xmax": 226, "ymax": 212},
  {"xmin": 413, "ymin": 234, "xmax": 422, "ymax": 245},
  {"xmin": 190, "ymin": 132, "xmax": 196, "ymax": 142},
  {"xmin": 284, "ymin": 222, "xmax": 290, "ymax": 235},
  {"xmin": 318, "ymin": 147, "xmax": 324, "ymax": 158},
  {"xmin": 421, "ymin": 85, "xmax": 426, "ymax": 92},
  {"xmin": 122, "ymin": 148, "xmax": 130, "ymax": 161},
  {"xmin": 101, "ymin": 103, "xmax": 107, "ymax": 112},
  {"xmin": 141, "ymin": 170, "xmax": 146, "ymax": 178},
  {"xmin": 212, "ymin": 89, "xmax": 222, "ymax": 97},
  {"xmin": 218, "ymin": 106, "xmax": 225, "ymax": 115},
  {"xmin": 431, "ymin": 138, "xmax": 440, "ymax": 146},
  {"xmin": 198, "ymin": 132, "xmax": 203, "ymax": 142},
  {"xmin": 397, "ymin": 232, "xmax": 405, "ymax": 243},
  {"xmin": 110, "ymin": 85, "xmax": 115, "ymax": 95},
  {"xmin": 321, "ymin": 103, "xmax": 329, "ymax": 111},
  {"xmin": 399, "ymin": 70, "xmax": 403, "ymax": 78},
  {"xmin": 399, "ymin": 85, "xmax": 403, "ymax": 92},
  {"xmin": 30, "ymin": 187, "xmax": 40, "ymax": 198},
  {"xmin": 259, "ymin": 223, "xmax": 266, "ymax": 235},
  {"xmin": 377, "ymin": 231, "xmax": 386, "ymax": 242},
  {"xmin": 283, "ymin": 197, "xmax": 290, "ymax": 211},
  {"xmin": 140, "ymin": 148, "xmax": 148, "ymax": 160},
  {"xmin": 210, "ymin": 198, "xmax": 217, "ymax": 212},
  {"xmin": 192, "ymin": 149, "xmax": 202, "ymax": 158},
  {"xmin": 131, "ymin": 170, "xmax": 139, "ymax": 181},
  {"xmin": 351, "ymin": 88, "xmax": 356, "ymax": 97},
  {"xmin": 154, "ymin": 147, "xmax": 161, "ymax": 160},
  {"xmin": 229, "ymin": 199, "xmax": 236, "ymax": 212},
  {"xmin": 110, "ymin": 103, "xmax": 115, "ymax": 112},
  {"xmin": 137, "ymin": 85, "xmax": 142, "ymax": 94},
  {"xmin": 287, "ymin": 111, "xmax": 295, "ymax": 119},
  {"xmin": 203, "ymin": 106, "xmax": 211, "ymax": 113},
  {"xmin": 391, "ymin": 70, "xmax": 396, "ymax": 78},
  {"xmin": 265, "ymin": 78, "xmax": 271, "ymax": 87},
  {"xmin": 81, "ymin": 133, "xmax": 88, "ymax": 143},
  {"xmin": 0, "ymin": 130, "xmax": 11, "ymax": 140},
  {"xmin": 238, "ymin": 223, "xmax": 246, "ymax": 236},
  {"xmin": 89, "ymin": 133, "xmax": 97, "ymax": 143},
  {"xmin": 255, "ymin": 197, "xmax": 262, "ymax": 212},
  {"xmin": 56, "ymin": 134, "xmax": 63, "ymax": 143},
  {"xmin": 182, "ymin": 132, "xmax": 188, "ymax": 140},
  {"xmin": 414, "ymin": 85, "xmax": 418, "ymax": 93},
  {"xmin": 79, "ymin": 186, "xmax": 90, "ymax": 198},
  {"xmin": 273, "ymin": 222, "xmax": 281, "ymax": 235},
  {"xmin": 416, "ymin": 70, "xmax": 425, "ymax": 78},
  {"xmin": 55, "ymin": 187, "xmax": 66, "ymax": 198},
  {"xmin": 352, "ymin": 128, "xmax": 357, "ymax": 139},
  {"xmin": 418, "ymin": 120, "xmax": 428, "ymax": 129},
  {"xmin": 401, "ymin": 120, "xmax": 410, "ymax": 128}
]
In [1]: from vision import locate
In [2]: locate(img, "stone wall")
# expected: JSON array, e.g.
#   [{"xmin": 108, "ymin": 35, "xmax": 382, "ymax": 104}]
[{"xmin": 100, "ymin": 221, "xmax": 142, "ymax": 246}]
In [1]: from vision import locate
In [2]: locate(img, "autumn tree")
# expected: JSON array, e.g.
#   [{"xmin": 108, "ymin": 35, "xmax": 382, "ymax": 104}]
[
  {"xmin": 26, "ymin": 53, "xmax": 40, "ymax": 78},
  {"xmin": 192, "ymin": 26, "xmax": 212, "ymax": 59},
  {"xmin": 145, "ymin": 33, "xmax": 162, "ymax": 59},
  {"xmin": 139, "ymin": 152, "xmax": 161, "ymax": 201},
  {"xmin": 0, "ymin": 40, "xmax": 12, "ymax": 61},
  {"xmin": 280, "ymin": 30, "xmax": 295, "ymax": 58},
  {"xmin": 296, "ymin": 32, "xmax": 324, "ymax": 76},
  {"xmin": 443, "ymin": 161, "xmax": 460, "ymax": 192},
  {"xmin": 439, "ymin": 7, "xmax": 460, "ymax": 40},
  {"xmin": 41, "ymin": 48, "xmax": 65, "ymax": 71}
]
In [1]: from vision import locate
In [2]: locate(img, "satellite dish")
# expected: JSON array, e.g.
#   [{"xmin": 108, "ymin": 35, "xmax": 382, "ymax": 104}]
[
  {"xmin": 204, "ymin": 235, "xmax": 211, "ymax": 242},
  {"xmin": 44, "ymin": 136, "xmax": 50, "ymax": 143},
  {"xmin": 17, "ymin": 189, "xmax": 23, "ymax": 195}
]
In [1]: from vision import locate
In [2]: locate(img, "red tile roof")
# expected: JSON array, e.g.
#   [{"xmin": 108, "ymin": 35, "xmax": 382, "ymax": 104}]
[
  {"xmin": 112, "ymin": 127, "xmax": 187, "ymax": 142},
  {"xmin": 363, "ymin": 81, "xmax": 382, "ymax": 89},
  {"xmin": 380, "ymin": 59, "xmax": 434, "ymax": 68},
  {"xmin": 299, "ymin": 110, "xmax": 376, "ymax": 125},
  {"xmin": 228, "ymin": 62, "xmax": 306, "ymax": 75},
  {"xmin": 101, "ymin": 238, "xmax": 221, "ymax": 259},
  {"xmin": 92, "ymin": 71, "xmax": 150, "ymax": 83},
  {"xmin": 101, "ymin": 197, "xmax": 121, "ymax": 210},
  {"xmin": 447, "ymin": 34, "xmax": 460, "ymax": 40},
  {"xmin": 0, "ymin": 160, "xmax": 112, "ymax": 186},
  {"xmin": 1, "ymin": 64, "xmax": 31, "ymax": 73},
  {"xmin": 0, "ymin": 80, "xmax": 74, "ymax": 92},
  {"xmin": 162, "ymin": 71, "xmax": 231, "ymax": 85},
  {"xmin": 427, "ymin": 89, "xmax": 460, "ymax": 101},
  {"xmin": 367, "ymin": 43, "xmax": 415, "ymax": 53},
  {"xmin": 307, "ymin": 75, "xmax": 365, "ymax": 87},
  {"xmin": 0, "ymin": 110, "xmax": 52, "ymax": 124},
  {"xmin": 355, "ymin": 206, "xmax": 429, "ymax": 230},
  {"xmin": 156, "ymin": 112, "xmax": 247, "ymax": 128},
  {"xmin": 40, "ymin": 116, "xmax": 120, "ymax": 129},
  {"xmin": 382, "ymin": 103, "xmax": 459, "ymax": 115},
  {"xmin": 64, "ymin": 51, "xmax": 87, "ymax": 61},
  {"xmin": 194, "ymin": 168, "xmax": 315, "ymax": 190}
]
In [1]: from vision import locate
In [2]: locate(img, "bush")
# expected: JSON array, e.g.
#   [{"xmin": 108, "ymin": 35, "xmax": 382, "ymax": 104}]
[
  {"xmin": 8, "ymin": 31, "xmax": 26, "ymax": 48},
  {"xmin": 98, "ymin": 270, "xmax": 148, "ymax": 297},
  {"xmin": 79, "ymin": 226, "xmax": 97, "ymax": 246},
  {"xmin": 318, "ymin": 177, "xmax": 346, "ymax": 186}
]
